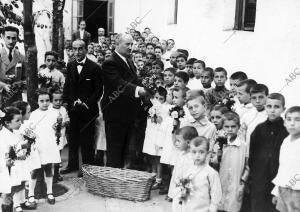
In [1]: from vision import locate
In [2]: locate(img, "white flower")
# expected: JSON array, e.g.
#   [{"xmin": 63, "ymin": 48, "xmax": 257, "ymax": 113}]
[{"xmin": 171, "ymin": 111, "xmax": 179, "ymax": 119}]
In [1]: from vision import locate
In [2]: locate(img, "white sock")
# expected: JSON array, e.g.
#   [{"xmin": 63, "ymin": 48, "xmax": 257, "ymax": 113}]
[
  {"xmin": 13, "ymin": 190, "xmax": 22, "ymax": 208},
  {"xmin": 45, "ymin": 176, "xmax": 53, "ymax": 195},
  {"xmin": 20, "ymin": 188, "xmax": 26, "ymax": 203},
  {"xmin": 28, "ymin": 179, "xmax": 37, "ymax": 199}
]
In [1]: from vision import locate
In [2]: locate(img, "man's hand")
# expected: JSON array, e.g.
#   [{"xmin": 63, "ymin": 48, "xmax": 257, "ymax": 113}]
[
  {"xmin": 138, "ymin": 87, "xmax": 148, "ymax": 97},
  {"xmin": 0, "ymin": 81, "xmax": 11, "ymax": 92}
]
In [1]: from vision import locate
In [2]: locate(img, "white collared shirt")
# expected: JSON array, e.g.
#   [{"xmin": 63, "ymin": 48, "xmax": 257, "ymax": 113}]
[
  {"xmin": 4, "ymin": 45, "xmax": 14, "ymax": 58},
  {"xmin": 115, "ymin": 51, "xmax": 141, "ymax": 98},
  {"xmin": 76, "ymin": 57, "xmax": 87, "ymax": 74},
  {"xmin": 272, "ymin": 135, "xmax": 300, "ymax": 195},
  {"xmin": 79, "ymin": 30, "xmax": 84, "ymax": 39}
]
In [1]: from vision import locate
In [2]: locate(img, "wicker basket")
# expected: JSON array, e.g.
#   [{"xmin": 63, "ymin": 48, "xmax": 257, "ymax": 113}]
[{"xmin": 82, "ymin": 164, "xmax": 156, "ymax": 201}]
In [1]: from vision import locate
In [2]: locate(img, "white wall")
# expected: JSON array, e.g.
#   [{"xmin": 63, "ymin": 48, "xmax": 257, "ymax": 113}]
[{"xmin": 114, "ymin": 0, "xmax": 300, "ymax": 108}]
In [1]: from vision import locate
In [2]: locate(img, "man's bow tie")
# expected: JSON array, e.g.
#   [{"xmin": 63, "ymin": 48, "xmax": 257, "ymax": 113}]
[{"xmin": 76, "ymin": 62, "xmax": 84, "ymax": 66}]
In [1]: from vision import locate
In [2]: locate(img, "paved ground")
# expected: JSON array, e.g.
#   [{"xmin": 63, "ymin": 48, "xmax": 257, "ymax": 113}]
[{"xmin": 35, "ymin": 148, "xmax": 172, "ymax": 212}]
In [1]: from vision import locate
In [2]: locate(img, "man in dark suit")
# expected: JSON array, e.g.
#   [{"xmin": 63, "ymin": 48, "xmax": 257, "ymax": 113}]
[
  {"xmin": 101, "ymin": 33, "xmax": 149, "ymax": 168},
  {"xmin": 72, "ymin": 20, "xmax": 91, "ymax": 46},
  {"xmin": 93, "ymin": 27, "xmax": 105, "ymax": 44},
  {"xmin": 62, "ymin": 39, "xmax": 102, "ymax": 175}
]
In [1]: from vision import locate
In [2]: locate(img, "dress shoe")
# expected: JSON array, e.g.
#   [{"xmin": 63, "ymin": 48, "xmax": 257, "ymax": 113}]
[
  {"xmin": 47, "ymin": 194, "xmax": 55, "ymax": 205},
  {"xmin": 60, "ymin": 167, "xmax": 77, "ymax": 174}
]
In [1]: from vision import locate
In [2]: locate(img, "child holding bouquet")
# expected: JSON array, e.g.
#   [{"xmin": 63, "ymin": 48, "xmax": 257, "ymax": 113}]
[
  {"xmin": 25, "ymin": 89, "xmax": 61, "ymax": 208},
  {"xmin": 0, "ymin": 107, "xmax": 31, "ymax": 212},
  {"xmin": 50, "ymin": 87, "xmax": 69, "ymax": 182},
  {"xmin": 171, "ymin": 136, "xmax": 222, "ymax": 212},
  {"xmin": 143, "ymin": 86, "xmax": 171, "ymax": 188}
]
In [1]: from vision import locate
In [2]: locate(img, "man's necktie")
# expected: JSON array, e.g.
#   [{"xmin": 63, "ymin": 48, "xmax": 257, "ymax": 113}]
[{"xmin": 8, "ymin": 50, "xmax": 12, "ymax": 62}]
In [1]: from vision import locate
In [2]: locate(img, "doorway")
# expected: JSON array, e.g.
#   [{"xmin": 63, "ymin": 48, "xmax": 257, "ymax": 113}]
[{"xmin": 84, "ymin": 0, "xmax": 108, "ymax": 39}]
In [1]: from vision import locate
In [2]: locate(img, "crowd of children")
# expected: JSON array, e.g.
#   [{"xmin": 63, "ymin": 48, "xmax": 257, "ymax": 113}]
[{"xmin": 1, "ymin": 26, "xmax": 300, "ymax": 212}]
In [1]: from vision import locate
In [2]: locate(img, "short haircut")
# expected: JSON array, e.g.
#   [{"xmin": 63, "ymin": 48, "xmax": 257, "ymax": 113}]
[
  {"xmin": 174, "ymin": 126, "xmax": 199, "ymax": 141},
  {"xmin": 285, "ymin": 106, "xmax": 300, "ymax": 118},
  {"xmin": 167, "ymin": 38, "xmax": 175, "ymax": 43},
  {"xmin": 65, "ymin": 40, "xmax": 73, "ymax": 49},
  {"xmin": 164, "ymin": 67, "xmax": 176, "ymax": 75},
  {"xmin": 186, "ymin": 90, "xmax": 207, "ymax": 105},
  {"xmin": 250, "ymin": 84, "xmax": 269, "ymax": 96},
  {"xmin": 73, "ymin": 39, "xmax": 86, "ymax": 49},
  {"xmin": 190, "ymin": 136, "xmax": 210, "ymax": 151},
  {"xmin": 223, "ymin": 111, "xmax": 240, "ymax": 126},
  {"xmin": 151, "ymin": 36, "xmax": 159, "ymax": 41},
  {"xmin": 35, "ymin": 88, "xmax": 51, "ymax": 100},
  {"xmin": 154, "ymin": 46, "xmax": 163, "ymax": 52},
  {"xmin": 193, "ymin": 60, "xmax": 206, "ymax": 68},
  {"xmin": 1, "ymin": 107, "xmax": 21, "ymax": 125},
  {"xmin": 4, "ymin": 25, "xmax": 19, "ymax": 36},
  {"xmin": 177, "ymin": 49, "xmax": 189, "ymax": 58},
  {"xmin": 146, "ymin": 43, "xmax": 156, "ymax": 48},
  {"xmin": 137, "ymin": 36, "xmax": 145, "ymax": 42},
  {"xmin": 214, "ymin": 67, "xmax": 227, "ymax": 77},
  {"xmin": 146, "ymin": 52, "xmax": 156, "ymax": 60},
  {"xmin": 44, "ymin": 51, "xmax": 58, "ymax": 60},
  {"xmin": 138, "ymin": 42, "xmax": 146, "ymax": 46},
  {"xmin": 237, "ymin": 79, "xmax": 257, "ymax": 93},
  {"xmin": 187, "ymin": 58, "xmax": 197, "ymax": 65},
  {"xmin": 176, "ymin": 53, "xmax": 188, "ymax": 61},
  {"xmin": 152, "ymin": 59, "xmax": 164, "ymax": 70},
  {"xmin": 79, "ymin": 19, "xmax": 86, "ymax": 24},
  {"xmin": 268, "ymin": 93, "xmax": 286, "ymax": 108},
  {"xmin": 202, "ymin": 67, "xmax": 214, "ymax": 79},
  {"xmin": 230, "ymin": 71, "xmax": 248, "ymax": 81},
  {"xmin": 172, "ymin": 87, "xmax": 188, "ymax": 98},
  {"xmin": 175, "ymin": 71, "xmax": 189, "ymax": 84},
  {"xmin": 156, "ymin": 86, "xmax": 167, "ymax": 98},
  {"xmin": 11, "ymin": 101, "xmax": 29, "ymax": 116},
  {"xmin": 211, "ymin": 104, "xmax": 230, "ymax": 114},
  {"xmin": 134, "ymin": 51, "xmax": 143, "ymax": 57}
]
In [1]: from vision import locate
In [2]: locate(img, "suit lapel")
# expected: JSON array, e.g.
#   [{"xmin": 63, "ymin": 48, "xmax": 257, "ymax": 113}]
[
  {"xmin": 113, "ymin": 52, "xmax": 135, "ymax": 76},
  {"xmin": 7, "ymin": 49, "xmax": 19, "ymax": 71},
  {"xmin": 79, "ymin": 58, "xmax": 89, "ymax": 82}
]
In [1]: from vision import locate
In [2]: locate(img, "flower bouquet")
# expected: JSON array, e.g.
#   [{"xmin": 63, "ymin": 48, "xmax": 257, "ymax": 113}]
[
  {"xmin": 218, "ymin": 93, "xmax": 236, "ymax": 111},
  {"xmin": 210, "ymin": 130, "xmax": 227, "ymax": 171},
  {"xmin": 53, "ymin": 113, "xmax": 63, "ymax": 145},
  {"xmin": 175, "ymin": 176, "xmax": 193, "ymax": 204},
  {"xmin": 22, "ymin": 127, "xmax": 37, "ymax": 156},
  {"xmin": 169, "ymin": 106, "xmax": 185, "ymax": 133},
  {"xmin": 38, "ymin": 74, "xmax": 53, "ymax": 89},
  {"xmin": 141, "ymin": 74, "xmax": 159, "ymax": 95}
]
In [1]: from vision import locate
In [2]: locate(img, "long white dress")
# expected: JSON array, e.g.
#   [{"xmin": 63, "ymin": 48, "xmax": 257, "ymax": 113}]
[
  {"xmin": 0, "ymin": 128, "xmax": 12, "ymax": 193},
  {"xmin": 143, "ymin": 100, "xmax": 172, "ymax": 156},
  {"xmin": 0, "ymin": 127, "xmax": 30, "ymax": 186},
  {"xmin": 160, "ymin": 106, "xmax": 191, "ymax": 165},
  {"xmin": 18, "ymin": 121, "xmax": 41, "ymax": 171},
  {"xmin": 28, "ymin": 108, "xmax": 61, "ymax": 165}
]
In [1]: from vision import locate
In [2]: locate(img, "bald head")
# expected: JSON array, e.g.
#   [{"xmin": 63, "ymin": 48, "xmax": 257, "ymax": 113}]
[
  {"xmin": 115, "ymin": 33, "xmax": 133, "ymax": 58},
  {"xmin": 98, "ymin": 28, "xmax": 105, "ymax": 36}
]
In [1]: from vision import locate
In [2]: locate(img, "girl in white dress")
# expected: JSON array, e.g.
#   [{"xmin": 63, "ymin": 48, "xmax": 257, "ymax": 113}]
[
  {"xmin": 0, "ymin": 107, "xmax": 31, "ymax": 212},
  {"xmin": 50, "ymin": 88, "xmax": 69, "ymax": 182},
  {"xmin": 143, "ymin": 87, "xmax": 171, "ymax": 188},
  {"xmin": 26, "ymin": 89, "xmax": 61, "ymax": 208}
]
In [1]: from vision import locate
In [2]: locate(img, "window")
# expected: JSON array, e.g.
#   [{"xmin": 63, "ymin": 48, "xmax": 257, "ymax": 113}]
[
  {"xmin": 167, "ymin": 0, "xmax": 178, "ymax": 25},
  {"xmin": 235, "ymin": 0, "xmax": 257, "ymax": 31}
]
